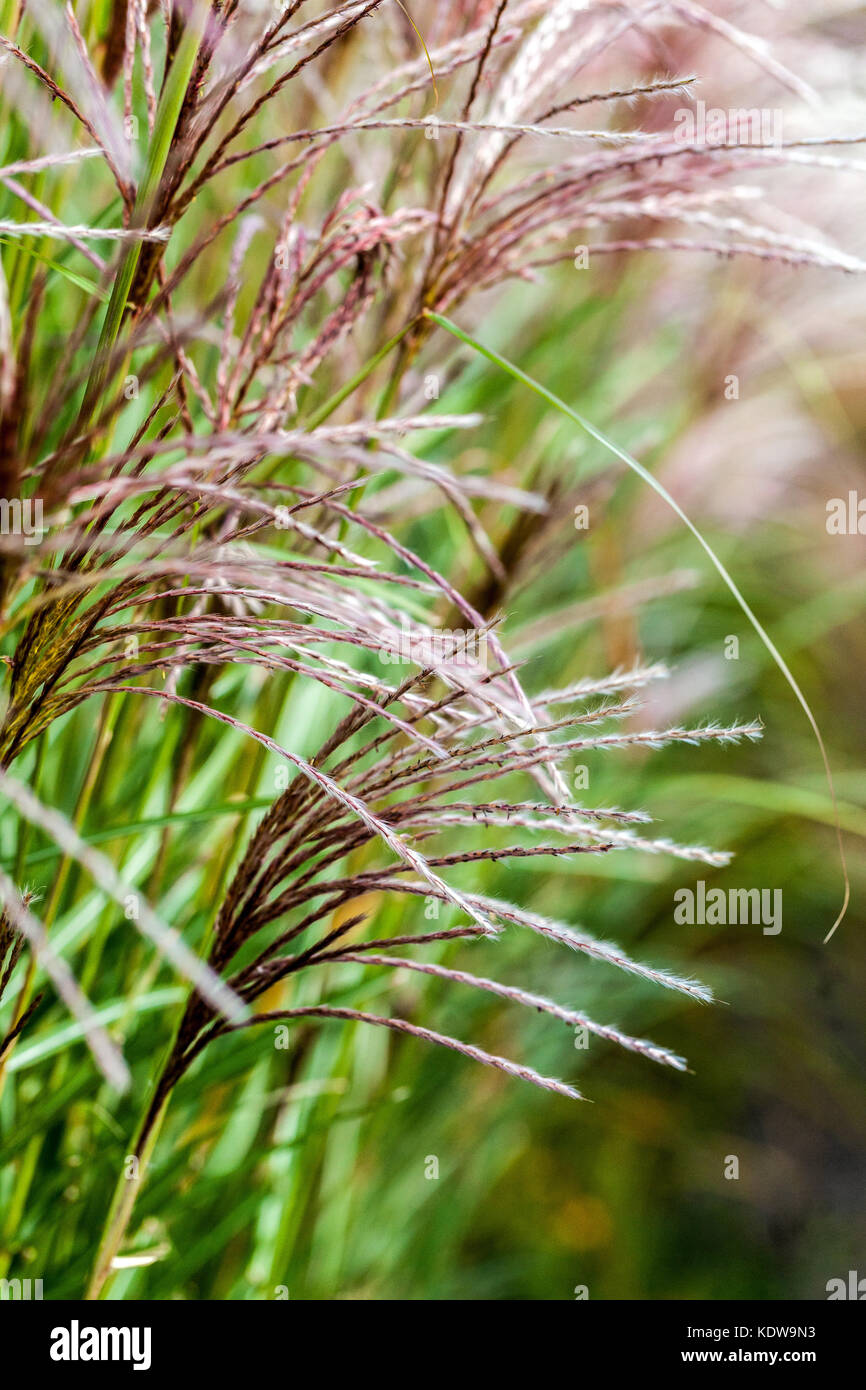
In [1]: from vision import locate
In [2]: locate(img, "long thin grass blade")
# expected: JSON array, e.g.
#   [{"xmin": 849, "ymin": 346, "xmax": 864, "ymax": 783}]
[{"xmin": 426, "ymin": 310, "xmax": 850, "ymax": 939}]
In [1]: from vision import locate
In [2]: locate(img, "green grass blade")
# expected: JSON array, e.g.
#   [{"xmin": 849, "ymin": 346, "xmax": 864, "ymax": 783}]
[
  {"xmin": 7, "ymin": 988, "xmax": 185, "ymax": 1073},
  {"xmin": 426, "ymin": 309, "xmax": 849, "ymax": 939},
  {"xmin": 79, "ymin": 0, "xmax": 211, "ymax": 426},
  {"xmin": 3, "ymin": 797, "xmax": 276, "ymax": 869},
  {"xmin": 0, "ymin": 237, "xmax": 108, "ymax": 299}
]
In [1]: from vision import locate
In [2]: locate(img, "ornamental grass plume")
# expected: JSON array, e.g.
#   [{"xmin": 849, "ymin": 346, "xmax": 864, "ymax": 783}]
[{"xmin": 0, "ymin": 0, "xmax": 856, "ymax": 1298}]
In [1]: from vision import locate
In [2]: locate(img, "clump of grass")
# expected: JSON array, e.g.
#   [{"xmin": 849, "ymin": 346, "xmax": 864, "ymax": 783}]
[{"xmin": 0, "ymin": 1, "xmax": 856, "ymax": 1298}]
